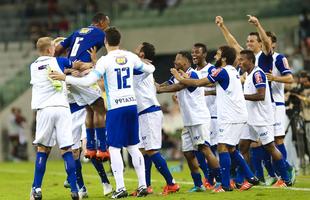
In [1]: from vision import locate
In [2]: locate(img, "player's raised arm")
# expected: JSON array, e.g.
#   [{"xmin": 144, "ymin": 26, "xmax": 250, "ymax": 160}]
[
  {"xmin": 215, "ymin": 16, "xmax": 243, "ymax": 53},
  {"xmin": 247, "ymin": 15, "xmax": 272, "ymax": 55}
]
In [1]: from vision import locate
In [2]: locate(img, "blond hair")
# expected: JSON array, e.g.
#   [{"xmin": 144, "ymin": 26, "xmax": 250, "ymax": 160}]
[{"xmin": 36, "ymin": 37, "xmax": 54, "ymax": 53}]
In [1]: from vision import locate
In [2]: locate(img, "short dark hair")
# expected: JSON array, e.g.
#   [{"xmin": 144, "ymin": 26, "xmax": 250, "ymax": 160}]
[
  {"xmin": 193, "ymin": 43, "xmax": 207, "ymax": 54},
  {"xmin": 240, "ymin": 50, "xmax": 256, "ymax": 64},
  {"xmin": 219, "ymin": 45, "xmax": 236, "ymax": 65},
  {"xmin": 177, "ymin": 51, "xmax": 192, "ymax": 63},
  {"xmin": 141, "ymin": 42, "xmax": 155, "ymax": 61},
  {"xmin": 266, "ymin": 31, "xmax": 277, "ymax": 43},
  {"xmin": 248, "ymin": 32, "xmax": 261, "ymax": 42},
  {"xmin": 105, "ymin": 27, "xmax": 121, "ymax": 46},
  {"xmin": 92, "ymin": 13, "xmax": 107, "ymax": 24}
]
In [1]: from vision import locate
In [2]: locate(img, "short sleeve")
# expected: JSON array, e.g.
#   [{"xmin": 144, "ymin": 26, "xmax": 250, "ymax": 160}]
[
  {"xmin": 94, "ymin": 56, "xmax": 105, "ymax": 78},
  {"xmin": 275, "ymin": 54, "xmax": 292, "ymax": 75},
  {"xmin": 207, "ymin": 67, "xmax": 227, "ymax": 83},
  {"xmin": 187, "ymin": 71, "xmax": 199, "ymax": 92},
  {"xmin": 252, "ymin": 70, "xmax": 266, "ymax": 88},
  {"xmin": 60, "ymin": 33, "xmax": 74, "ymax": 49}
]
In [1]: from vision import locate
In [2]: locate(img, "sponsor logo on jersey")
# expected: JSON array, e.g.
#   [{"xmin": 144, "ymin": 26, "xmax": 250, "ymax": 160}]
[
  {"xmin": 79, "ymin": 28, "xmax": 92, "ymax": 34},
  {"xmin": 115, "ymin": 57, "xmax": 128, "ymax": 65},
  {"xmin": 254, "ymin": 71, "xmax": 263, "ymax": 83},
  {"xmin": 114, "ymin": 96, "xmax": 135, "ymax": 104}
]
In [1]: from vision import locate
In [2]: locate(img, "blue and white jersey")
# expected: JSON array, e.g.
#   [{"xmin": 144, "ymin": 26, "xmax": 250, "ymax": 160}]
[
  {"xmin": 255, "ymin": 51, "xmax": 273, "ymax": 73},
  {"xmin": 271, "ymin": 52, "xmax": 292, "ymax": 104},
  {"xmin": 244, "ymin": 66, "xmax": 274, "ymax": 126},
  {"xmin": 30, "ymin": 56, "xmax": 71, "ymax": 109},
  {"xmin": 198, "ymin": 63, "xmax": 217, "ymax": 118},
  {"xmin": 169, "ymin": 67, "xmax": 210, "ymax": 126},
  {"xmin": 133, "ymin": 69, "xmax": 160, "ymax": 114},
  {"xmin": 94, "ymin": 49, "xmax": 155, "ymax": 110},
  {"xmin": 207, "ymin": 65, "xmax": 248, "ymax": 124},
  {"xmin": 61, "ymin": 26, "xmax": 105, "ymax": 62}
]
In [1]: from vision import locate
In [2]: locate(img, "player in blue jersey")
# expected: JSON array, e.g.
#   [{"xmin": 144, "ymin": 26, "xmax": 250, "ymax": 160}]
[
  {"xmin": 55, "ymin": 13, "xmax": 110, "ymax": 161},
  {"xmin": 50, "ymin": 27, "xmax": 155, "ymax": 199}
]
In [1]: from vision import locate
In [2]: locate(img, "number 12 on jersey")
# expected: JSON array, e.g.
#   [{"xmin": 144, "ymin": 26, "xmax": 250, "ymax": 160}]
[{"xmin": 115, "ymin": 67, "xmax": 131, "ymax": 89}]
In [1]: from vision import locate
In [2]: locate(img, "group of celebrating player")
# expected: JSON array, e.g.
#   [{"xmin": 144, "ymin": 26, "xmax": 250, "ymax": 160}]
[{"xmin": 29, "ymin": 11, "xmax": 296, "ymax": 200}]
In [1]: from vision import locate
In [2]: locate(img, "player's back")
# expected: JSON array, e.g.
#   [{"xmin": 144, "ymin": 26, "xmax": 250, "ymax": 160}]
[
  {"xmin": 96, "ymin": 49, "xmax": 142, "ymax": 110},
  {"xmin": 61, "ymin": 26, "xmax": 105, "ymax": 62},
  {"xmin": 30, "ymin": 56, "xmax": 69, "ymax": 110}
]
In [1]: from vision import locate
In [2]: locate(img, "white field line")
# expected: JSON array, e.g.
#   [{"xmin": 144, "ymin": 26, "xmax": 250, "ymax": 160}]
[{"xmin": 1, "ymin": 168, "xmax": 310, "ymax": 192}]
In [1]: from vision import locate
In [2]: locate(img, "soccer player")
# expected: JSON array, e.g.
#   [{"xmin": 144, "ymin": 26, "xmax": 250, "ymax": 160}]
[
  {"xmin": 157, "ymin": 51, "xmax": 222, "ymax": 192},
  {"xmin": 50, "ymin": 27, "xmax": 155, "ymax": 199},
  {"xmin": 215, "ymin": 15, "xmax": 277, "ymax": 183},
  {"xmin": 30, "ymin": 37, "xmax": 79, "ymax": 200},
  {"xmin": 54, "ymin": 12, "xmax": 110, "ymax": 161},
  {"xmin": 265, "ymin": 32, "xmax": 296, "ymax": 184},
  {"xmin": 53, "ymin": 37, "xmax": 113, "ymax": 197},
  {"xmin": 191, "ymin": 43, "xmax": 218, "ymax": 188},
  {"xmin": 132, "ymin": 42, "xmax": 180, "ymax": 195},
  {"xmin": 239, "ymin": 49, "xmax": 292, "ymax": 187},
  {"xmin": 171, "ymin": 46, "xmax": 258, "ymax": 192}
]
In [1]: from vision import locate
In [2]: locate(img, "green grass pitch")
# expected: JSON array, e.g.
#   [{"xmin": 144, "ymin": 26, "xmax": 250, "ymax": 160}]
[{"xmin": 0, "ymin": 161, "xmax": 310, "ymax": 200}]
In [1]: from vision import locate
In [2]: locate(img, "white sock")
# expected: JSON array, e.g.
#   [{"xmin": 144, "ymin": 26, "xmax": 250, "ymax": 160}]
[
  {"xmin": 127, "ymin": 145, "xmax": 146, "ymax": 188},
  {"xmin": 109, "ymin": 146, "xmax": 125, "ymax": 191}
]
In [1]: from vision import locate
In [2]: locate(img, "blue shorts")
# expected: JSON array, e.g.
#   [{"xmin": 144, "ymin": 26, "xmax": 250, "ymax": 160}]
[{"xmin": 106, "ymin": 105, "xmax": 139, "ymax": 148}]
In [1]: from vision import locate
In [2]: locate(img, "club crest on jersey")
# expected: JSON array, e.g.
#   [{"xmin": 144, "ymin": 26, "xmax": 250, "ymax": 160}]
[
  {"xmin": 79, "ymin": 28, "xmax": 91, "ymax": 34},
  {"xmin": 211, "ymin": 68, "xmax": 222, "ymax": 77},
  {"xmin": 115, "ymin": 57, "xmax": 127, "ymax": 65},
  {"xmin": 254, "ymin": 71, "xmax": 263, "ymax": 83}
]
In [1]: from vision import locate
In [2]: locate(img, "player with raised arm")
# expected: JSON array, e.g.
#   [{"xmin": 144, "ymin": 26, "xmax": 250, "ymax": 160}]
[
  {"xmin": 30, "ymin": 37, "xmax": 79, "ymax": 200},
  {"xmin": 50, "ymin": 27, "xmax": 155, "ymax": 199},
  {"xmin": 171, "ymin": 46, "xmax": 259, "ymax": 192},
  {"xmin": 55, "ymin": 13, "xmax": 110, "ymax": 162},
  {"xmin": 238, "ymin": 49, "xmax": 291, "ymax": 187},
  {"xmin": 265, "ymin": 32, "xmax": 296, "ymax": 184},
  {"xmin": 157, "ymin": 51, "xmax": 222, "ymax": 192}
]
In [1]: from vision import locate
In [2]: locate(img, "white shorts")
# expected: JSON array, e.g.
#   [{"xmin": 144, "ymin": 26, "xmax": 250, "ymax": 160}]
[
  {"xmin": 33, "ymin": 107, "xmax": 73, "ymax": 148},
  {"xmin": 210, "ymin": 118, "xmax": 218, "ymax": 146},
  {"xmin": 182, "ymin": 123, "xmax": 210, "ymax": 152},
  {"xmin": 274, "ymin": 105, "xmax": 286, "ymax": 137},
  {"xmin": 70, "ymin": 85, "xmax": 101, "ymax": 106},
  {"xmin": 71, "ymin": 108, "xmax": 87, "ymax": 150},
  {"xmin": 240, "ymin": 123, "xmax": 251, "ymax": 141},
  {"xmin": 218, "ymin": 123, "xmax": 245, "ymax": 146},
  {"xmin": 138, "ymin": 110, "xmax": 163, "ymax": 150},
  {"xmin": 248, "ymin": 124, "xmax": 274, "ymax": 145}
]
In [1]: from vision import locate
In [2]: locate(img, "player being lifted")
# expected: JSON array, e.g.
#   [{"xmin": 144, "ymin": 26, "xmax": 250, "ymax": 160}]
[{"xmin": 50, "ymin": 27, "xmax": 155, "ymax": 199}]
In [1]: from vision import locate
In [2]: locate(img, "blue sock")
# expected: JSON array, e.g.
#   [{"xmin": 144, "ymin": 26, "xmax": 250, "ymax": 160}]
[
  {"xmin": 262, "ymin": 148, "xmax": 276, "ymax": 177},
  {"xmin": 32, "ymin": 152, "xmax": 48, "ymax": 188},
  {"xmin": 230, "ymin": 150, "xmax": 254, "ymax": 179},
  {"xmin": 250, "ymin": 147, "xmax": 264, "ymax": 180},
  {"xmin": 144, "ymin": 155, "xmax": 152, "ymax": 187},
  {"xmin": 86, "ymin": 128, "xmax": 96, "ymax": 150},
  {"xmin": 191, "ymin": 172, "xmax": 203, "ymax": 187},
  {"xmin": 219, "ymin": 152, "xmax": 231, "ymax": 188},
  {"xmin": 194, "ymin": 151, "xmax": 209, "ymax": 180},
  {"xmin": 63, "ymin": 152, "xmax": 78, "ymax": 193},
  {"xmin": 96, "ymin": 127, "xmax": 107, "ymax": 151},
  {"xmin": 210, "ymin": 167, "xmax": 221, "ymax": 184},
  {"xmin": 90, "ymin": 158, "xmax": 110, "ymax": 184},
  {"xmin": 277, "ymin": 144, "xmax": 291, "ymax": 169},
  {"xmin": 150, "ymin": 152, "xmax": 174, "ymax": 185},
  {"xmin": 235, "ymin": 167, "xmax": 245, "ymax": 185},
  {"xmin": 75, "ymin": 159, "xmax": 85, "ymax": 189},
  {"xmin": 273, "ymin": 158, "xmax": 290, "ymax": 182}
]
